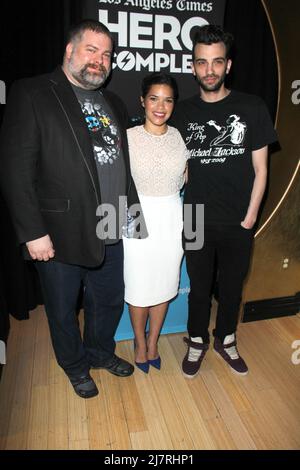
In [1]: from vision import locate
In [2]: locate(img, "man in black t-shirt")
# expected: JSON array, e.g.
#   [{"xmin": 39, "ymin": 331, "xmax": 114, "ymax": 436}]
[{"xmin": 172, "ymin": 25, "xmax": 277, "ymax": 378}]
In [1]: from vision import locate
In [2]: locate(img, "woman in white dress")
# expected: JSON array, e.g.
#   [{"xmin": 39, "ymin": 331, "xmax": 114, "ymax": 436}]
[{"xmin": 123, "ymin": 73, "xmax": 189, "ymax": 373}]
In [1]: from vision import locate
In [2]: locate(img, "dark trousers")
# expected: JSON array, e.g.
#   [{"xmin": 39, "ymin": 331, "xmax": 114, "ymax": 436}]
[
  {"xmin": 185, "ymin": 225, "xmax": 254, "ymax": 344},
  {"xmin": 35, "ymin": 242, "xmax": 124, "ymax": 378}
]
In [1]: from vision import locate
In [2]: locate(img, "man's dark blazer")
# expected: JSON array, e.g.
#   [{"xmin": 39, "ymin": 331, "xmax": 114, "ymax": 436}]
[{"xmin": 0, "ymin": 67, "xmax": 142, "ymax": 267}]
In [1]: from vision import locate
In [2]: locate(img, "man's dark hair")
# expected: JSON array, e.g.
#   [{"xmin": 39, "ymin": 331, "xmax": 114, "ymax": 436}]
[
  {"xmin": 66, "ymin": 19, "xmax": 114, "ymax": 46},
  {"xmin": 141, "ymin": 72, "xmax": 179, "ymax": 101},
  {"xmin": 192, "ymin": 24, "xmax": 234, "ymax": 61}
]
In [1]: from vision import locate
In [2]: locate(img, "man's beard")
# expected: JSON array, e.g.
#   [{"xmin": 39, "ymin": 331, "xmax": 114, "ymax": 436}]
[
  {"xmin": 196, "ymin": 70, "xmax": 227, "ymax": 93},
  {"xmin": 68, "ymin": 59, "xmax": 110, "ymax": 90}
]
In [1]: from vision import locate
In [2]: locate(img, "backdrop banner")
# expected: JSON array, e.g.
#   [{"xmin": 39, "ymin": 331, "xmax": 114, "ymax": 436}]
[
  {"xmin": 82, "ymin": 0, "xmax": 226, "ymax": 119},
  {"xmin": 82, "ymin": 1, "xmax": 226, "ymax": 339}
]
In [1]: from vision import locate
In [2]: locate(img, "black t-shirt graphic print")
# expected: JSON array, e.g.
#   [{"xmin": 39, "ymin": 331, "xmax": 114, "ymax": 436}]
[{"xmin": 172, "ymin": 90, "xmax": 277, "ymax": 225}]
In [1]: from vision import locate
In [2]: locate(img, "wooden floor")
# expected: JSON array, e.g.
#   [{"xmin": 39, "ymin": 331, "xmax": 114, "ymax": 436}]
[{"xmin": 0, "ymin": 305, "xmax": 300, "ymax": 450}]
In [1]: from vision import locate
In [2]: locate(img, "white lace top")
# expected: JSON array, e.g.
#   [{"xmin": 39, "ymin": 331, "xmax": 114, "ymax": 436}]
[{"xmin": 127, "ymin": 125, "xmax": 189, "ymax": 197}]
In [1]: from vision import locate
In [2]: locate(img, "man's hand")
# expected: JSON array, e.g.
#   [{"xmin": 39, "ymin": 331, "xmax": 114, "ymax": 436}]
[{"xmin": 26, "ymin": 235, "xmax": 55, "ymax": 261}]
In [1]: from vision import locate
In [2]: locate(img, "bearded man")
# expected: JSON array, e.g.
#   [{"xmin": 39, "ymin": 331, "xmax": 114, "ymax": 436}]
[{"xmin": 0, "ymin": 20, "xmax": 144, "ymax": 398}]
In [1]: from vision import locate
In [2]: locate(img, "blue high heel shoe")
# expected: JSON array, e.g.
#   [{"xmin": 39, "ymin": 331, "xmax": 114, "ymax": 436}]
[
  {"xmin": 135, "ymin": 360, "xmax": 150, "ymax": 374},
  {"xmin": 148, "ymin": 356, "xmax": 161, "ymax": 370}
]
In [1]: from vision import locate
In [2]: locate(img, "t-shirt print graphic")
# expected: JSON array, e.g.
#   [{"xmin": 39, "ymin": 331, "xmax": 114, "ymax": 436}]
[
  {"xmin": 207, "ymin": 114, "xmax": 247, "ymax": 146},
  {"xmin": 81, "ymin": 98, "xmax": 120, "ymax": 166}
]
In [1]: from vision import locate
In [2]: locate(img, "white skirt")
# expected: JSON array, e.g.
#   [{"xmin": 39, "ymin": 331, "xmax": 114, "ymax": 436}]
[{"xmin": 123, "ymin": 192, "xmax": 184, "ymax": 307}]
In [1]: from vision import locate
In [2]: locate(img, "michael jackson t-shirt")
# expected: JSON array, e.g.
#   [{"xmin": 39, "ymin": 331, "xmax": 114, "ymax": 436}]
[{"xmin": 172, "ymin": 90, "xmax": 277, "ymax": 225}]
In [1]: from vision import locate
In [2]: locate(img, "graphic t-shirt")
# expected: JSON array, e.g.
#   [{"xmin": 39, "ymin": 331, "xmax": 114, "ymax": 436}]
[
  {"xmin": 73, "ymin": 85, "xmax": 126, "ymax": 243},
  {"xmin": 172, "ymin": 90, "xmax": 277, "ymax": 225}
]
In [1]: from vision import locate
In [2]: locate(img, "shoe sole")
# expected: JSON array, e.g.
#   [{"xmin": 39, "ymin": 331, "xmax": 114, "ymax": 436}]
[
  {"xmin": 77, "ymin": 389, "xmax": 99, "ymax": 399},
  {"xmin": 72, "ymin": 385, "xmax": 99, "ymax": 399},
  {"xmin": 213, "ymin": 349, "xmax": 248, "ymax": 376},
  {"xmin": 182, "ymin": 370, "xmax": 200, "ymax": 379}
]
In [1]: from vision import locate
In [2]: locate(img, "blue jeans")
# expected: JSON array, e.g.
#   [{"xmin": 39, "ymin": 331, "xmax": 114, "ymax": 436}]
[{"xmin": 35, "ymin": 242, "xmax": 124, "ymax": 378}]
